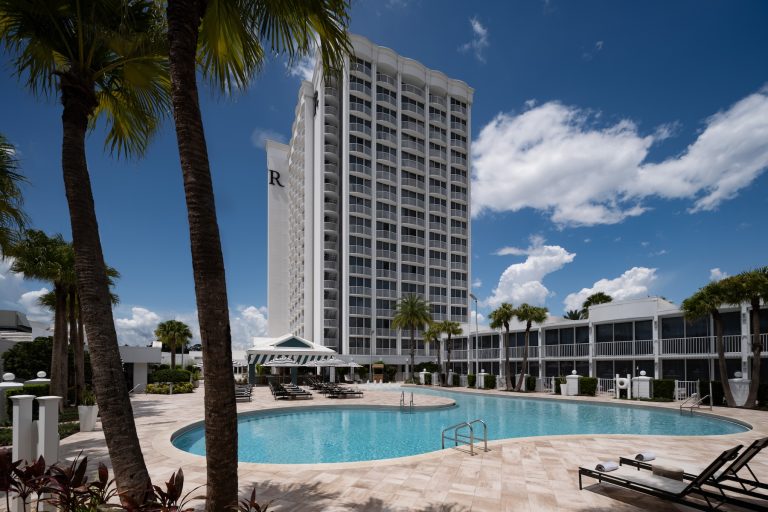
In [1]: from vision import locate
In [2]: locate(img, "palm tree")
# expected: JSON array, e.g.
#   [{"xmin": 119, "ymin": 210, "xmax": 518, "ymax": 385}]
[
  {"xmin": 1, "ymin": 0, "xmax": 170, "ymax": 501},
  {"xmin": 581, "ymin": 292, "xmax": 613, "ymax": 319},
  {"xmin": 7, "ymin": 230, "xmax": 70, "ymax": 404},
  {"xmin": 436, "ymin": 320, "xmax": 462, "ymax": 380},
  {"xmin": 728, "ymin": 268, "xmax": 768, "ymax": 407},
  {"xmin": 392, "ymin": 295, "xmax": 432, "ymax": 382},
  {"xmin": 422, "ymin": 323, "xmax": 442, "ymax": 382},
  {"xmin": 514, "ymin": 303, "xmax": 548, "ymax": 391},
  {"xmin": 563, "ymin": 309, "xmax": 581, "ymax": 320},
  {"xmin": 681, "ymin": 281, "xmax": 738, "ymax": 407},
  {"xmin": 163, "ymin": 2, "xmax": 350, "ymax": 507},
  {"xmin": 0, "ymin": 133, "xmax": 27, "ymax": 254},
  {"xmin": 489, "ymin": 302, "xmax": 515, "ymax": 390},
  {"xmin": 155, "ymin": 320, "xmax": 193, "ymax": 369}
]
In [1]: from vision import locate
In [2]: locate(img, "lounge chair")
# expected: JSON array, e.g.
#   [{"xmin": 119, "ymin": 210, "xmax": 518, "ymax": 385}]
[
  {"xmin": 235, "ymin": 384, "xmax": 252, "ymax": 402},
  {"xmin": 579, "ymin": 445, "xmax": 744, "ymax": 511},
  {"xmin": 620, "ymin": 437, "xmax": 768, "ymax": 501}
]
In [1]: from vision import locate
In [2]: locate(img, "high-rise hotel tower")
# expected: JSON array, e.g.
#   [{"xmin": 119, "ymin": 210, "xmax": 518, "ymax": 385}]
[{"xmin": 266, "ymin": 35, "xmax": 473, "ymax": 361}]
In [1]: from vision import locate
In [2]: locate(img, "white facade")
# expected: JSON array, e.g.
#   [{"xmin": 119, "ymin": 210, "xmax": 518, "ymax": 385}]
[
  {"xmin": 267, "ymin": 35, "xmax": 474, "ymax": 360},
  {"xmin": 448, "ymin": 297, "xmax": 767, "ymax": 382}
]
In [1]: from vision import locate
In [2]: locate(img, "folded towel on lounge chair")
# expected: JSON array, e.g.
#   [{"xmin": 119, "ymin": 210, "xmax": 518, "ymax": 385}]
[
  {"xmin": 635, "ymin": 452, "xmax": 656, "ymax": 462},
  {"xmin": 595, "ymin": 461, "xmax": 619, "ymax": 472},
  {"xmin": 652, "ymin": 464, "xmax": 684, "ymax": 481}
]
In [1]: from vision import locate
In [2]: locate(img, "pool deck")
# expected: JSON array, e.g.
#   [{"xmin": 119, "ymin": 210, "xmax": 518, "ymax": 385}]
[{"xmin": 59, "ymin": 384, "xmax": 768, "ymax": 511}]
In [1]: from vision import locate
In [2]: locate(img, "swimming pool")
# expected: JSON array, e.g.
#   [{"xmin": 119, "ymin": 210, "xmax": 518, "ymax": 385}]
[{"xmin": 171, "ymin": 387, "xmax": 748, "ymax": 464}]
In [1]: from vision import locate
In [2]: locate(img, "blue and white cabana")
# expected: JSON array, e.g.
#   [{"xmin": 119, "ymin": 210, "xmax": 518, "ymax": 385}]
[{"xmin": 247, "ymin": 334, "xmax": 337, "ymax": 383}]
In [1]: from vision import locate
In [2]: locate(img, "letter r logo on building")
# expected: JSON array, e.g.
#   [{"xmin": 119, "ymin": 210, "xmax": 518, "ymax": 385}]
[{"xmin": 269, "ymin": 170, "xmax": 284, "ymax": 187}]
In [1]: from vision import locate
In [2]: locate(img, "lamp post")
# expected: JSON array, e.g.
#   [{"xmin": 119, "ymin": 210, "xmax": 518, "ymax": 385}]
[{"xmin": 469, "ymin": 292, "xmax": 479, "ymax": 375}]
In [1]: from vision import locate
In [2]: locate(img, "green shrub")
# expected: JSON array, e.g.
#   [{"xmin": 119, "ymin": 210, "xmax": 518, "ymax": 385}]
[
  {"xmin": 526, "ymin": 375, "xmax": 537, "ymax": 391},
  {"xmin": 414, "ymin": 362, "xmax": 439, "ymax": 373},
  {"xmin": 383, "ymin": 365, "xmax": 397, "ymax": 383},
  {"xmin": 579, "ymin": 377, "xmax": 598, "ymax": 396},
  {"xmin": 555, "ymin": 376, "xmax": 567, "ymax": 388},
  {"xmin": 467, "ymin": 374, "xmax": 476, "ymax": 387},
  {"xmin": 451, "ymin": 373, "xmax": 460, "ymax": 386},
  {"xmin": 146, "ymin": 382, "xmax": 194, "ymax": 394},
  {"xmin": 150, "ymin": 368, "xmax": 191, "ymax": 384},
  {"xmin": 652, "ymin": 379, "xmax": 675, "ymax": 400},
  {"xmin": 424, "ymin": 373, "xmax": 432, "ymax": 385},
  {"xmin": 484, "ymin": 374, "xmax": 496, "ymax": 389}
]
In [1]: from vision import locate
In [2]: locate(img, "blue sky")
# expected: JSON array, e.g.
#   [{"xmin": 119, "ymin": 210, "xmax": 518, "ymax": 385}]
[{"xmin": 1, "ymin": 0, "xmax": 767, "ymax": 346}]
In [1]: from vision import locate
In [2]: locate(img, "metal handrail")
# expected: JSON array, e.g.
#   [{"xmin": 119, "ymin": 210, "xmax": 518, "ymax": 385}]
[
  {"xmin": 441, "ymin": 418, "xmax": 489, "ymax": 455},
  {"xmin": 128, "ymin": 384, "xmax": 142, "ymax": 395}
]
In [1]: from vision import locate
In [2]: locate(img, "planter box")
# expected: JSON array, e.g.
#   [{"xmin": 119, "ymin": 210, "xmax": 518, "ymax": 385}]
[{"xmin": 78, "ymin": 405, "xmax": 98, "ymax": 432}]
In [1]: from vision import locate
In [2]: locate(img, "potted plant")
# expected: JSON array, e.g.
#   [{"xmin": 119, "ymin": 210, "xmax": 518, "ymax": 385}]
[{"xmin": 78, "ymin": 389, "xmax": 98, "ymax": 432}]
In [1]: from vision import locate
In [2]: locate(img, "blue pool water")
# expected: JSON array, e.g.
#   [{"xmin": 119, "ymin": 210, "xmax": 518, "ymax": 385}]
[{"xmin": 172, "ymin": 387, "xmax": 748, "ymax": 464}]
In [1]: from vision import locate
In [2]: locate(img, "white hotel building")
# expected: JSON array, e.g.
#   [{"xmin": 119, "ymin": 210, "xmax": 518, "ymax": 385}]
[
  {"xmin": 264, "ymin": 35, "xmax": 767, "ymax": 382},
  {"xmin": 266, "ymin": 35, "xmax": 473, "ymax": 362}
]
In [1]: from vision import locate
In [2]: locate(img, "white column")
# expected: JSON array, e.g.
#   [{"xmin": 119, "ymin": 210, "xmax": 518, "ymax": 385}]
[
  {"xmin": 133, "ymin": 363, "xmax": 148, "ymax": 393},
  {"xmin": 36, "ymin": 396, "xmax": 61, "ymax": 464},
  {"xmin": 652, "ymin": 316, "xmax": 661, "ymax": 379},
  {"xmin": 11, "ymin": 395, "xmax": 35, "ymax": 512},
  {"xmin": 741, "ymin": 304, "xmax": 750, "ymax": 377}
]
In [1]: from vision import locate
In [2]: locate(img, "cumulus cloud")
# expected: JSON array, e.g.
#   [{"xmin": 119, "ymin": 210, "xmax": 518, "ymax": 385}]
[
  {"xmin": 472, "ymin": 88, "xmax": 768, "ymax": 226},
  {"xmin": 0, "ymin": 258, "xmax": 51, "ymax": 322},
  {"xmin": 472, "ymin": 278, "xmax": 482, "ymax": 288},
  {"xmin": 563, "ymin": 267, "xmax": 658, "ymax": 312},
  {"xmin": 251, "ymin": 128, "xmax": 287, "ymax": 149},
  {"xmin": 709, "ymin": 268, "xmax": 728, "ymax": 281},
  {"xmin": 486, "ymin": 237, "xmax": 576, "ymax": 308},
  {"xmin": 459, "ymin": 17, "xmax": 489, "ymax": 63},
  {"xmin": 286, "ymin": 53, "xmax": 316, "ymax": 82},
  {"xmin": 113, "ymin": 305, "xmax": 268, "ymax": 350},
  {"xmin": 582, "ymin": 40, "xmax": 604, "ymax": 61}
]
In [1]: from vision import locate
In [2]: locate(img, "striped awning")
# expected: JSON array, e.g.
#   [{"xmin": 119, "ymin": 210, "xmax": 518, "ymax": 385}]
[{"xmin": 248, "ymin": 353, "xmax": 335, "ymax": 366}]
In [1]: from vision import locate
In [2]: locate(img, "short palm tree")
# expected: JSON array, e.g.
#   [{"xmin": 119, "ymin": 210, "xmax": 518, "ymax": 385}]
[
  {"xmin": 727, "ymin": 268, "xmax": 768, "ymax": 407},
  {"xmin": 8, "ymin": 230, "xmax": 70, "ymax": 403},
  {"xmin": 155, "ymin": 320, "xmax": 193, "ymax": 369},
  {"xmin": 0, "ymin": 133, "xmax": 27, "ymax": 254},
  {"xmin": 514, "ymin": 304, "xmax": 548, "ymax": 391},
  {"xmin": 423, "ymin": 323, "xmax": 442, "ymax": 381},
  {"xmin": 581, "ymin": 292, "xmax": 613, "ymax": 319},
  {"xmin": 489, "ymin": 302, "xmax": 515, "ymax": 390},
  {"xmin": 563, "ymin": 309, "xmax": 582, "ymax": 320},
  {"xmin": 1, "ymin": 0, "xmax": 170, "ymax": 501},
  {"xmin": 392, "ymin": 295, "xmax": 432, "ymax": 382},
  {"xmin": 163, "ymin": 2, "xmax": 350, "ymax": 507},
  {"xmin": 436, "ymin": 320, "xmax": 462, "ymax": 379},
  {"xmin": 681, "ymin": 281, "xmax": 739, "ymax": 406}
]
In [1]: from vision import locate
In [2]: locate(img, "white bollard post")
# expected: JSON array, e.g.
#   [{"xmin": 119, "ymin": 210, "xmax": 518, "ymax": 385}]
[
  {"xmin": 36, "ymin": 396, "xmax": 61, "ymax": 464},
  {"xmin": 626, "ymin": 374, "xmax": 632, "ymax": 400},
  {"xmin": 615, "ymin": 374, "xmax": 620, "ymax": 399},
  {"xmin": 11, "ymin": 395, "xmax": 35, "ymax": 512}
]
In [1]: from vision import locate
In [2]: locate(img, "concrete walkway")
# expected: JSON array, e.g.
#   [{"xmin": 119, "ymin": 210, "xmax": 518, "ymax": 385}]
[{"xmin": 59, "ymin": 384, "xmax": 768, "ymax": 511}]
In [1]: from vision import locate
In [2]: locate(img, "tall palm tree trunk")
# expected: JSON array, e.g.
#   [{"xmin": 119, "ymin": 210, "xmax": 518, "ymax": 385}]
[
  {"xmin": 410, "ymin": 328, "xmax": 415, "ymax": 382},
  {"xmin": 504, "ymin": 328, "xmax": 512, "ymax": 391},
  {"xmin": 170, "ymin": 344, "xmax": 177, "ymax": 369},
  {"xmin": 746, "ymin": 298, "xmax": 762, "ymax": 407},
  {"xmin": 516, "ymin": 327, "xmax": 530, "ymax": 391},
  {"xmin": 52, "ymin": 284, "xmax": 68, "ymax": 406},
  {"xmin": 167, "ymin": 2, "xmax": 238, "ymax": 509},
  {"xmin": 446, "ymin": 336, "xmax": 452, "ymax": 378},
  {"xmin": 68, "ymin": 286, "xmax": 78, "ymax": 404},
  {"xmin": 713, "ymin": 312, "xmax": 736, "ymax": 407},
  {"xmin": 60, "ymin": 75, "xmax": 150, "ymax": 503},
  {"xmin": 76, "ymin": 297, "xmax": 86, "ymax": 404}
]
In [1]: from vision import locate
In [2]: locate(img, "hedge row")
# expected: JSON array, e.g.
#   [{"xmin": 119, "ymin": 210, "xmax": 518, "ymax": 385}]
[
  {"xmin": 467, "ymin": 374, "xmax": 476, "ymax": 388},
  {"xmin": 579, "ymin": 377, "xmax": 597, "ymax": 396},
  {"xmin": 451, "ymin": 374, "xmax": 460, "ymax": 386},
  {"xmin": 484, "ymin": 374, "xmax": 496, "ymax": 389},
  {"xmin": 652, "ymin": 379, "xmax": 676, "ymax": 400},
  {"xmin": 149, "ymin": 369, "xmax": 191, "ymax": 384},
  {"xmin": 146, "ymin": 382, "xmax": 194, "ymax": 394},
  {"xmin": 526, "ymin": 375, "xmax": 537, "ymax": 391}
]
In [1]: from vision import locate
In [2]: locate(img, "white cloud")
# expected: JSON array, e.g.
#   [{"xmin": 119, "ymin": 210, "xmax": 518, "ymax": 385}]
[
  {"xmin": 563, "ymin": 267, "xmax": 658, "ymax": 312},
  {"xmin": 472, "ymin": 88, "xmax": 768, "ymax": 226},
  {"xmin": 286, "ymin": 53, "xmax": 316, "ymax": 82},
  {"xmin": 486, "ymin": 237, "xmax": 576, "ymax": 308},
  {"xmin": 472, "ymin": 278, "xmax": 482, "ymax": 288},
  {"xmin": 709, "ymin": 268, "xmax": 728, "ymax": 281},
  {"xmin": 113, "ymin": 305, "xmax": 268, "ymax": 350},
  {"xmin": 459, "ymin": 17, "xmax": 489, "ymax": 63},
  {"xmin": 582, "ymin": 40, "xmax": 604, "ymax": 61},
  {"xmin": 0, "ymin": 258, "xmax": 51, "ymax": 322},
  {"xmin": 583, "ymin": 238, "xmax": 591, "ymax": 244},
  {"xmin": 251, "ymin": 128, "xmax": 287, "ymax": 149}
]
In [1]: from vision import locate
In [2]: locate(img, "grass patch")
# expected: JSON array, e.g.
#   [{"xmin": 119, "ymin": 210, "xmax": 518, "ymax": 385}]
[{"xmin": 0, "ymin": 422, "xmax": 81, "ymax": 446}]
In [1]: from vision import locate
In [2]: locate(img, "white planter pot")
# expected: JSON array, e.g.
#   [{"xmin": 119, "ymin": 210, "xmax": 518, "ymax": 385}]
[
  {"xmin": 78, "ymin": 405, "xmax": 98, "ymax": 432},
  {"xmin": 560, "ymin": 383, "xmax": 567, "ymax": 396}
]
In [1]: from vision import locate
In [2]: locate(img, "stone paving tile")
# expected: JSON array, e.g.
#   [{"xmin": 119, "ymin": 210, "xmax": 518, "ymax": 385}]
[{"xmin": 56, "ymin": 384, "xmax": 768, "ymax": 511}]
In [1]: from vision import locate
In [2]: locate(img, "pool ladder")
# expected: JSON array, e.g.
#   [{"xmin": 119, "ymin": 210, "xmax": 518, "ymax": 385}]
[
  {"xmin": 400, "ymin": 391, "xmax": 414, "ymax": 413},
  {"xmin": 441, "ymin": 419, "xmax": 489, "ymax": 456}
]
